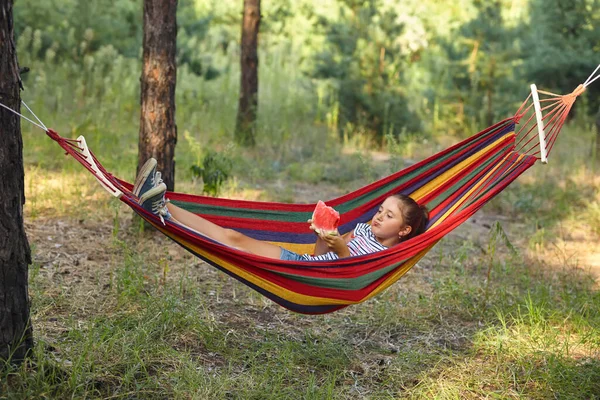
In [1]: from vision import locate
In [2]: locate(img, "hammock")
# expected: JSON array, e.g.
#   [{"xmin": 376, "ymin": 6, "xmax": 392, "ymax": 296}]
[{"xmin": 29, "ymin": 82, "xmax": 592, "ymax": 314}]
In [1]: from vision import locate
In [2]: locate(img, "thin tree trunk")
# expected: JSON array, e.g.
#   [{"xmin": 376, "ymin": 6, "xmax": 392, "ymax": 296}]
[
  {"xmin": 234, "ymin": 0, "xmax": 261, "ymax": 147},
  {"xmin": 0, "ymin": 0, "xmax": 33, "ymax": 363},
  {"xmin": 595, "ymin": 106, "xmax": 600, "ymax": 164},
  {"xmin": 138, "ymin": 0, "xmax": 178, "ymax": 190},
  {"xmin": 486, "ymin": 58, "xmax": 495, "ymax": 127}
]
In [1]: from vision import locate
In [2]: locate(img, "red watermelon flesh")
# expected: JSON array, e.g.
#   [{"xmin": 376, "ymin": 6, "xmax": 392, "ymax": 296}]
[{"xmin": 312, "ymin": 200, "xmax": 340, "ymax": 233}]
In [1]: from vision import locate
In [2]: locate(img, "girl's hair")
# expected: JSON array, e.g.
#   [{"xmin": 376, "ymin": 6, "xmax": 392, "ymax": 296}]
[{"xmin": 390, "ymin": 194, "xmax": 429, "ymax": 240}]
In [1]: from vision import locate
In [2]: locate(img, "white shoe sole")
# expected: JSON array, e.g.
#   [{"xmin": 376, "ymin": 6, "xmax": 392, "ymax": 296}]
[{"xmin": 133, "ymin": 158, "xmax": 157, "ymax": 197}]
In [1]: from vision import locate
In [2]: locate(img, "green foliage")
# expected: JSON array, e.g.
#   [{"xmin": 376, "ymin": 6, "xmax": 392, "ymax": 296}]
[
  {"xmin": 13, "ymin": 0, "xmax": 600, "ymax": 147},
  {"xmin": 524, "ymin": 0, "xmax": 600, "ymax": 114},
  {"xmin": 434, "ymin": 1, "xmax": 524, "ymax": 132},
  {"xmin": 14, "ymin": 0, "xmax": 142, "ymax": 59},
  {"xmin": 585, "ymin": 199, "xmax": 600, "ymax": 235},
  {"xmin": 190, "ymin": 149, "xmax": 234, "ymax": 197},
  {"xmin": 177, "ymin": 0, "xmax": 224, "ymax": 80},
  {"xmin": 488, "ymin": 221, "xmax": 517, "ymax": 257},
  {"xmin": 309, "ymin": 0, "xmax": 422, "ymax": 139}
]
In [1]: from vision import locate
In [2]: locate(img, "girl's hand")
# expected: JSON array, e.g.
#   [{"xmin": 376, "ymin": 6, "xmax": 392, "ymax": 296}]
[
  {"xmin": 318, "ymin": 230, "xmax": 350, "ymax": 258},
  {"xmin": 308, "ymin": 219, "xmax": 339, "ymax": 236},
  {"xmin": 307, "ymin": 219, "xmax": 328, "ymax": 235}
]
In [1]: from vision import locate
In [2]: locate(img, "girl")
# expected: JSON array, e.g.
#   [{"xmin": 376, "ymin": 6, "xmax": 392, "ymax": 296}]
[{"xmin": 134, "ymin": 159, "xmax": 429, "ymax": 261}]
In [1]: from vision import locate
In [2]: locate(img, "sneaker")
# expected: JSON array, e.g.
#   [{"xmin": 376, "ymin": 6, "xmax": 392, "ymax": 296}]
[
  {"xmin": 133, "ymin": 158, "xmax": 157, "ymax": 198},
  {"xmin": 154, "ymin": 171, "xmax": 163, "ymax": 187},
  {"xmin": 139, "ymin": 182, "xmax": 172, "ymax": 223}
]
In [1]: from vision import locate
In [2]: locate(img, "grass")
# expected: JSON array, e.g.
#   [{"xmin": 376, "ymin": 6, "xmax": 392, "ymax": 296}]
[
  {"xmin": 5, "ymin": 146, "xmax": 599, "ymax": 397},
  {"xmin": 3, "ymin": 36, "xmax": 600, "ymax": 399},
  {"xmin": 3, "ymin": 223, "xmax": 599, "ymax": 398}
]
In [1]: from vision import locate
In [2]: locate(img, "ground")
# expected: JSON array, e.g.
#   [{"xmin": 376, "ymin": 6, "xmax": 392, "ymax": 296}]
[{"xmin": 15, "ymin": 175, "xmax": 600, "ymax": 398}]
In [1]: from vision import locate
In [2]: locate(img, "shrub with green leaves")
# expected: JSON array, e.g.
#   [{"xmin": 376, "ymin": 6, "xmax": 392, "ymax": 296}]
[{"xmin": 190, "ymin": 150, "xmax": 233, "ymax": 197}]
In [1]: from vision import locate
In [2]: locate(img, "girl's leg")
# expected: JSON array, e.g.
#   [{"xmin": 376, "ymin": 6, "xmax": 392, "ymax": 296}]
[{"xmin": 166, "ymin": 203, "xmax": 283, "ymax": 259}]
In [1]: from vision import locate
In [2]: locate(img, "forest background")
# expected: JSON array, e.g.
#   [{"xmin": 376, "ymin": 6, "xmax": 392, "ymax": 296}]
[
  {"xmin": 3, "ymin": 0, "xmax": 600, "ymax": 398},
  {"xmin": 15, "ymin": 0, "xmax": 600, "ymax": 183}
]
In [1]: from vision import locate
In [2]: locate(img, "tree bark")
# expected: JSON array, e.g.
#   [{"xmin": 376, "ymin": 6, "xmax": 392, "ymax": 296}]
[
  {"xmin": 596, "ymin": 106, "xmax": 600, "ymax": 165},
  {"xmin": 234, "ymin": 0, "xmax": 261, "ymax": 147},
  {"xmin": 0, "ymin": 0, "xmax": 33, "ymax": 363},
  {"xmin": 138, "ymin": 0, "xmax": 178, "ymax": 191}
]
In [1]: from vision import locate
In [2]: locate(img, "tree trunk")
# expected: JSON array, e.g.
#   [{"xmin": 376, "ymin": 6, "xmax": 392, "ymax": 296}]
[
  {"xmin": 234, "ymin": 0, "xmax": 261, "ymax": 147},
  {"xmin": 596, "ymin": 106, "xmax": 600, "ymax": 165},
  {"xmin": 0, "ymin": 0, "xmax": 34, "ymax": 363},
  {"xmin": 138, "ymin": 0, "xmax": 178, "ymax": 191}
]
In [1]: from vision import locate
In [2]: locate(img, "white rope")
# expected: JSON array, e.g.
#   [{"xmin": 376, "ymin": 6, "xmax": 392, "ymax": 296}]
[
  {"xmin": 21, "ymin": 100, "xmax": 47, "ymax": 130},
  {"xmin": 0, "ymin": 101, "xmax": 47, "ymax": 131},
  {"xmin": 584, "ymin": 63, "xmax": 600, "ymax": 87},
  {"xmin": 584, "ymin": 73, "xmax": 600, "ymax": 88}
]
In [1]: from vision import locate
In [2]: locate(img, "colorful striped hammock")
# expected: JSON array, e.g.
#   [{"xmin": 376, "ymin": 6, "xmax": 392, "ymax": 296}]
[{"xmin": 44, "ymin": 84, "xmax": 586, "ymax": 314}]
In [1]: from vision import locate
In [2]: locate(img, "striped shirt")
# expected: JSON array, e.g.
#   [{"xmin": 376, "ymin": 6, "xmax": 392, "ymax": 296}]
[{"xmin": 302, "ymin": 223, "xmax": 387, "ymax": 261}]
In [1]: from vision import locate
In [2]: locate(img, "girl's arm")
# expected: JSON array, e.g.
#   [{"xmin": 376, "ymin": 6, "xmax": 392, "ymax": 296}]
[
  {"xmin": 309, "ymin": 219, "xmax": 352, "ymax": 256},
  {"xmin": 313, "ymin": 233, "xmax": 329, "ymax": 256},
  {"xmin": 319, "ymin": 232, "xmax": 351, "ymax": 258},
  {"xmin": 308, "ymin": 219, "xmax": 328, "ymax": 255},
  {"xmin": 314, "ymin": 231, "xmax": 352, "ymax": 256}
]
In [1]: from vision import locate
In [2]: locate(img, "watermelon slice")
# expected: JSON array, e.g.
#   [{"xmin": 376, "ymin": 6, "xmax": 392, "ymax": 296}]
[{"xmin": 311, "ymin": 200, "xmax": 340, "ymax": 234}]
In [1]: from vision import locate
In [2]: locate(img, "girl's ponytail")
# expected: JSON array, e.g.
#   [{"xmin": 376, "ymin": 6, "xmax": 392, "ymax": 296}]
[
  {"xmin": 391, "ymin": 194, "xmax": 430, "ymax": 240},
  {"xmin": 417, "ymin": 205, "xmax": 430, "ymax": 236}
]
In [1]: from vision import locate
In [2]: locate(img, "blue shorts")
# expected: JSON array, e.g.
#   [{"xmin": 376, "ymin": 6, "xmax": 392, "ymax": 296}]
[{"xmin": 279, "ymin": 247, "xmax": 306, "ymax": 261}]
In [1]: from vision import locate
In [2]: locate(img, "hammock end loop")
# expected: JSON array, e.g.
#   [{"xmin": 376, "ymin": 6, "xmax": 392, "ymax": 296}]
[
  {"xmin": 572, "ymin": 84, "xmax": 586, "ymax": 97},
  {"xmin": 530, "ymin": 84, "xmax": 548, "ymax": 164},
  {"xmin": 46, "ymin": 128, "xmax": 59, "ymax": 140},
  {"xmin": 76, "ymin": 135, "xmax": 124, "ymax": 198}
]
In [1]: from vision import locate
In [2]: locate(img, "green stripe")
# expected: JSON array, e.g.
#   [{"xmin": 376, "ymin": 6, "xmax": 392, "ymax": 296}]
[
  {"xmin": 171, "ymin": 202, "xmax": 313, "ymax": 222},
  {"xmin": 334, "ymin": 122, "xmax": 515, "ymax": 212},
  {"xmin": 274, "ymin": 261, "xmax": 404, "ymax": 290},
  {"xmin": 332, "ymin": 126, "xmax": 510, "ymax": 214}
]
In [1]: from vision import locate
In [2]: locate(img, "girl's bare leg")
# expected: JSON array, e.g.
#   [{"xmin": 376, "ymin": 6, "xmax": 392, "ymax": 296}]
[{"xmin": 166, "ymin": 203, "xmax": 283, "ymax": 259}]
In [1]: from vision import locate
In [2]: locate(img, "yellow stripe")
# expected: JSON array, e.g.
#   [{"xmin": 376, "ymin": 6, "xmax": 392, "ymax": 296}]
[
  {"xmin": 151, "ymin": 214, "xmax": 452, "ymax": 306},
  {"xmin": 270, "ymin": 242, "xmax": 314, "ymax": 254},
  {"xmin": 430, "ymin": 151, "xmax": 523, "ymax": 229},
  {"xmin": 429, "ymin": 159, "xmax": 504, "ymax": 229},
  {"xmin": 411, "ymin": 132, "xmax": 515, "ymax": 202}
]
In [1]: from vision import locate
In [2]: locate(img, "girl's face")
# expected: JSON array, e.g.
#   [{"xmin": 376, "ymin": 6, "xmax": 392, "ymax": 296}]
[{"xmin": 370, "ymin": 197, "xmax": 412, "ymax": 242}]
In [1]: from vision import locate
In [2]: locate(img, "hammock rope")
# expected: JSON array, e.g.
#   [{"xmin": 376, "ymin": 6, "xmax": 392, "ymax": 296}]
[
  {"xmin": 1, "ymin": 78, "xmax": 595, "ymax": 314},
  {"xmin": 584, "ymin": 63, "xmax": 600, "ymax": 87},
  {"xmin": 513, "ymin": 83, "xmax": 588, "ymax": 159},
  {"xmin": 0, "ymin": 100, "xmax": 47, "ymax": 131}
]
